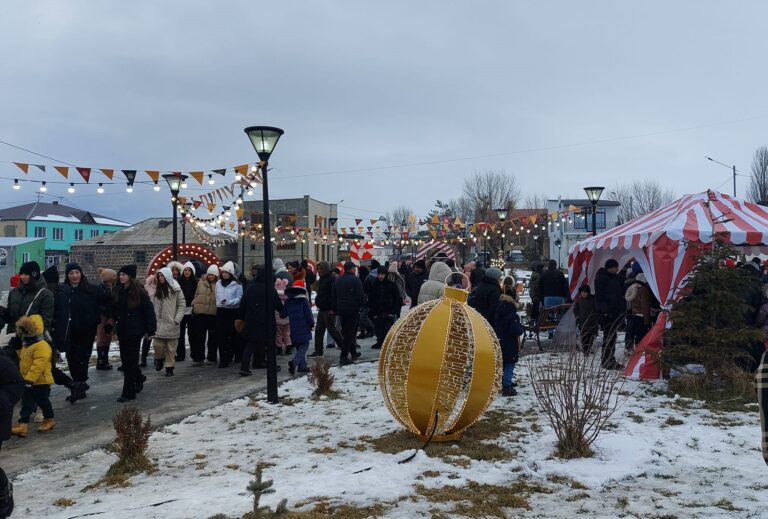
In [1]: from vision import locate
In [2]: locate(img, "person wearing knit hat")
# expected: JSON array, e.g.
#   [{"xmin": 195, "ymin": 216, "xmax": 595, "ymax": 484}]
[
  {"xmin": 405, "ymin": 259, "xmax": 428, "ymax": 309},
  {"xmin": 190, "ymin": 264, "xmax": 219, "ymax": 365},
  {"xmin": 469, "ymin": 266, "xmax": 503, "ymax": 326},
  {"xmin": 119, "ymin": 264, "xmax": 138, "ymax": 279},
  {"xmin": 42, "ymin": 266, "xmax": 59, "ymax": 292},
  {"xmin": 175, "ymin": 262, "xmax": 198, "ymax": 362},
  {"xmin": 18, "ymin": 261, "xmax": 41, "ymax": 281},
  {"xmin": 595, "ymin": 258, "xmax": 627, "ymax": 370},
  {"xmin": 5, "ymin": 260, "xmax": 53, "ymax": 339},
  {"xmin": 214, "ymin": 261, "xmax": 243, "ymax": 367},
  {"xmin": 53, "ymin": 261, "xmax": 108, "ymax": 402},
  {"xmin": 95, "ymin": 268, "xmax": 117, "ymax": 370}
]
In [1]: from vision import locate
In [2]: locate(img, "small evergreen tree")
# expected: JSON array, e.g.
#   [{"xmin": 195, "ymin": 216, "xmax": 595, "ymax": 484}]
[{"xmin": 662, "ymin": 239, "xmax": 762, "ymax": 377}]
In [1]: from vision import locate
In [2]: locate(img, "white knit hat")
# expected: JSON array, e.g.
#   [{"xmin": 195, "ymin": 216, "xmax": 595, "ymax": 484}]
[
  {"xmin": 221, "ymin": 261, "xmax": 236, "ymax": 276},
  {"xmin": 206, "ymin": 264, "xmax": 220, "ymax": 277}
]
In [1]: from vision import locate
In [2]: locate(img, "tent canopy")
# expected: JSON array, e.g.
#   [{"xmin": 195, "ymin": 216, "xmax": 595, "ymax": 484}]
[{"xmin": 567, "ymin": 190, "xmax": 768, "ymax": 379}]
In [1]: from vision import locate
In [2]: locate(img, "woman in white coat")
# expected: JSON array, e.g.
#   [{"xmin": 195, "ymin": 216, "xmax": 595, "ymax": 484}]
[
  {"xmin": 215, "ymin": 261, "xmax": 243, "ymax": 368},
  {"xmin": 151, "ymin": 267, "xmax": 185, "ymax": 377},
  {"xmin": 417, "ymin": 261, "xmax": 454, "ymax": 305}
]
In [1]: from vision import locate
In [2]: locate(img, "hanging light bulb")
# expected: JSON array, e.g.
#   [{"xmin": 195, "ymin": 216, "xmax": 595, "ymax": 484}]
[
  {"xmin": 68, "ymin": 183, "xmax": 76, "ymax": 193},
  {"xmin": 153, "ymin": 181, "xmax": 160, "ymax": 192},
  {"xmin": 247, "ymin": 189, "xmax": 254, "ymax": 196},
  {"xmin": 13, "ymin": 179, "xmax": 20, "ymax": 190},
  {"xmin": 126, "ymin": 182, "xmax": 134, "ymax": 193},
  {"xmin": 251, "ymin": 165, "xmax": 258, "ymax": 173},
  {"xmin": 40, "ymin": 182, "xmax": 47, "ymax": 193},
  {"xmin": 180, "ymin": 180, "xmax": 188, "ymax": 189},
  {"xmin": 97, "ymin": 183, "xmax": 104, "ymax": 194},
  {"xmin": 208, "ymin": 174, "xmax": 215, "ymax": 185}
]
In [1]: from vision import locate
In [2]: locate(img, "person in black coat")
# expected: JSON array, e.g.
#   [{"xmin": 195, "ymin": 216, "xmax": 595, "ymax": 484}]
[
  {"xmin": 53, "ymin": 263, "xmax": 109, "ymax": 403},
  {"xmin": 405, "ymin": 260, "xmax": 428, "ymax": 308},
  {"xmin": 494, "ymin": 289, "xmax": 524, "ymax": 397},
  {"xmin": 594, "ymin": 259, "xmax": 627, "ymax": 369},
  {"xmin": 469, "ymin": 267, "xmax": 503, "ymax": 326},
  {"xmin": 238, "ymin": 265, "xmax": 283, "ymax": 375},
  {"xmin": 538, "ymin": 259, "xmax": 569, "ymax": 308},
  {"xmin": 367, "ymin": 266, "xmax": 401, "ymax": 350},
  {"xmin": 309, "ymin": 262, "xmax": 343, "ymax": 358},
  {"xmin": 112, "ymin": 265, "xmax": 157, "ymax": 402},
  {"xmin": 0, "ymin": 352, "xmax": 24, "ymax": 448},
  {"xmin": 176, "ymin": 263, "xmax": 198, "ymax": 362},
  {"xmin": 332, "ymin": 262, "xmax": 365, "ymax": 365}
]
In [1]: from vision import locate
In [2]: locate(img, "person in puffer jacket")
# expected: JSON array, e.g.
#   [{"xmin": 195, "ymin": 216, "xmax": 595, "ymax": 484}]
[
  {"xmin": 274, "ymin": 277, "xmax": 292, "ymax": 355},
  {"xmin": 191, "ymin": 264, "xmax": 219, "ymax": 365},
  {"xmin": 417, "ymin": 261, "xmax": 453, "ymax": 305},
  {"xmin": 215, "ymin": 262, "xmax": 243, "ymax": 367},
  {"xmin": 151, "ymin": 267, "xmax": 185, "ymax": 377},
  {"xmin": 280, "ymin": 280, "xmax": 314, "ymax": 375}
]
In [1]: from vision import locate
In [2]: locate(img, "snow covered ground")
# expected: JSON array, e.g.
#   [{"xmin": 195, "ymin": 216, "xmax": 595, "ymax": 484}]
[{"xmin": 12, "ymin": 357, "xmax": 766, "ymax": 518}]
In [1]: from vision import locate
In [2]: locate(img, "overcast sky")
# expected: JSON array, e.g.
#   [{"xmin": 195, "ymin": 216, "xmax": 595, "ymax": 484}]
[{"xmin": 2, "ymin": 1, "xmax": 767, "ymax": 228}]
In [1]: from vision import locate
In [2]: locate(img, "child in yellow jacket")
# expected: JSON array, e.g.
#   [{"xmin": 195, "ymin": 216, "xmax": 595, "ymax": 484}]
[{"xmin": 11, "ymin": 315, "xmax": 56, "ymax": 437}]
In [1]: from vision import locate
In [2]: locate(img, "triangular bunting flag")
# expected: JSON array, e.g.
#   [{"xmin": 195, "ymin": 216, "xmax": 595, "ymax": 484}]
[
  {"xmin": 234, "ymin": 164, "xmax": 248, "ymax": 177},
  {"xmin": 207, "ymin": 203, "xmax": 216, "ymax": 212},
  {"xmin": 430, "ymin": 230, "xmax": 438, "ymax": 238},
  {"xmin": 145, "ymin": 170, "xmax": 160, "ymax": 182},
  {"xmin": 329, "ymin": 218, "xmax": 338, "ymax": 226},
  {"xmin": 567, "ymin": 204, "xmax": 579, "ymax": 212},
  {"xmin": 236, "ymin": 207, "xmax": 244, "ymax": 219},
  {"xmin": 99, "ymin": 168, "xmax": 114, "ymax": 180},
  {"xmin": 224, "ymin": 185, "xmax": 234, "ymax": 197},
  {"xmin": 212, "ymin": 168, "xmax": 227, "ymax": 176},
  {"xmin": 189, "ymin": 171, "xmax": 204, "ymax": 185},
  {"xmin": 529, "ymin": 215, "xmax": 537, "ymax": 224},
  {"xmin": 229, "ymin": 222, "xmax": 235, "ymax": 230},
  {"xmin": 54, "ymin": 166, "xmax": 69, "ymax": 178},
  {"xmin": 431, "ymin": 214, "xmax": 439, "ymax": 224},
  {"xmin": 13, "ymin": 163, "xmax": 29, "ymax": 174},
  {"xmin": 193, "ymin": 201, "xmax": 202, "ymax": 209},
  {"xmin": 34, "ymin": 164, "xmax": 45, "ymax": 172},
  {"xmin": 122, "ymin": 170, "xmax": 137, "ymax": 184},
  {"xmin": 454, "ymin": 216, "xmax": 462, "ymax": 226},
  {"xmin": 355, "ymin": 219, "xmax": 363, "ymax": 225},
  {"xmin": 367, "ymin": 226, "xmax": 373, "ymax": 232},
  {"xmin": 370, "ymin": 219, "xmax": 378, "ymax": 225},
  {"xmin": 76, "ymin": 167, "xmax": 91, "ymax": 183}
]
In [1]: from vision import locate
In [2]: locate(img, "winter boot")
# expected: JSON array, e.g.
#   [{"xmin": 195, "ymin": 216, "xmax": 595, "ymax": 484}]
[
  {"xmin": 288, "ymin": 360, "xmax": 296, "ymax": 375},
  {"xmin": 38, "ymin": 418, "xmax": 56, "ymax": 433},
  {"xmin": 154, "ymin": 359, "xmax": 163, "ymax": 372},
  {"xmin": 165, "ymin": 367, "xmax": 174, "ymax": 377},
  {"xmin": 502, "ymin": 386, "xmax": 517, "ymax": 397},
  {"xmin": 135, "ymin": 373, "xmax": 147, "ymax": 394},
  {"xmin": 11, "ymin": 423, "xmax": 28, "ymax": 438},
  {"xmin": 140, "ymin": 336, "xmax": 151, "ymax": 367},
  {"xmin": 96, "ymin": 347, "xmax": 113, "ymax": 370},
  {"xmin": 65, "ymin": 382, "xmax": 82, "ymax": 404}
]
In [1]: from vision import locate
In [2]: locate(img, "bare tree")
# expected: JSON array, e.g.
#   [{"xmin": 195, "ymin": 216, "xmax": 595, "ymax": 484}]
[
  {"xmin": 748, "ymin": 146, "xmax": 768, "ymax": 203},
  {"xmin": 521, "ymin": 193, "xmax": 548, "ymax": 210},
  {"xmin": 606, "ymin": 179, "xmax": 675, "ymax": 224},
  {"xmin": 461, "ymin": 170, "xmax": 521, "ymax": 223},
  {"xmin": 389, "ymin": 205, "xmax": 412, "ymax": 228},
  {"xmin": 447, "ymin": 196, "xmax": 474, "ymax": 225}
]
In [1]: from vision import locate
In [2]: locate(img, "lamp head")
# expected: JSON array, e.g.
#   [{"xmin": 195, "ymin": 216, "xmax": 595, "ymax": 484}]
[
  {"xmin": 163, "ymin": 173, "xmax": 188, "ymax": 195},
  {"xmin": 244, "ymin": 126, "xmax": 284, "ymax": 161},
  {"xmin": 583, "ymin": 186, "xmax": 605, "ymax": 204},
  {"xmin": 494, "ymin": 207, "xmax": 508, "ymax": 220}
]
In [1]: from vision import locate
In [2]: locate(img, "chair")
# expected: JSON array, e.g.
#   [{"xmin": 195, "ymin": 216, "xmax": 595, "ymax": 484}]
[{"xmin": 521, "ymin": 303, "xmax": 572, "ymax": 349}]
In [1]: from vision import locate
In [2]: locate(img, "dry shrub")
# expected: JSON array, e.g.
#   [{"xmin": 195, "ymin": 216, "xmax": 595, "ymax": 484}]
[
  {"xmin": 108, "ymin": 406, "xmax": 153, "ymax": 476},
  {"xmin": 668, "ymin": 362, "xmax": 756, "ymax": 411},
  {"xmin": 307, "ymin": 359, "xmax": 335, "ymax": 398},
  {"xmin": 527, "ymin": 348, "xmax": 628, "ymax": 459}
]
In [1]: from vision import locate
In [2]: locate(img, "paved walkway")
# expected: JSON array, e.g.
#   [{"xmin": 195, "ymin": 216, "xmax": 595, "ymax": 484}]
[{"xmin": 2, "ymin": 337, "xmax": 380, "ymax": 476}]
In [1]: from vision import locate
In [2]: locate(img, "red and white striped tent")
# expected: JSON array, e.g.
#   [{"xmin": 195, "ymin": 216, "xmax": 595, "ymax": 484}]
[
  {"xmin": 568, "ymin": 190, "xmax": 768, "ymax": 380},
  {"xmin": 348, "ymin": 241, "xmax": 374, "ymax": 266},
  {"xmin": 415, "ymin": 241, "xmax": 456, "ymax": 261}
]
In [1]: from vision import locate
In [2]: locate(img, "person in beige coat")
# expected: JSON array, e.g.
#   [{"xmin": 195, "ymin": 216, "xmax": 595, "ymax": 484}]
[
  {"xmin": 417, "ymin": 261, "xmax": 454, "ymax": 305},
  {"xmin": 151, "ymin": 267, "xmax": 185, "ymax": 376},
  {"xmin": 190, "ymin": 264, "xmax": 219, "ymax": 365}
]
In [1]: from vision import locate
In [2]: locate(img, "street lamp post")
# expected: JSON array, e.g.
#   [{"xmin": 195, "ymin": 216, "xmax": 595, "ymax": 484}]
[
  {"xmin": 163, "ymin": 173, "xmax": 188, "ymax": 260},
  {"xmin": 245, "ymin": 125, "xmax": 284, "ymax": 404},
  {"xmin": 705, "ymin": 156, "xmax": 737, "ymax": 197},
  {"xmin": 583, "ymin": 186, "xmax": 605, "ymax": 237},
  {"xmin": 181, "ymin": 202, "xmax": 192, "ymax": 244},
  {"xmin": 495, "ymin": 208, "xmax": 508, "ymax": 264}
]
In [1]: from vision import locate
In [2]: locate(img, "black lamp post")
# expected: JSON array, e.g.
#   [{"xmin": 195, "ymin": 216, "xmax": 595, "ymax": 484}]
[
  {"xmin": 181, "ymin": 202, "xmax": 192, "ymax": 244},
  {"xmin": 244, "ymin": 125, "xmax": 284, "ymax": 404},
  {"xmin": 495, "ymin": 207, "xmax": 508, "ymax": 263},
  {"xmin": 583, "ymin": 186, "xmax": 605, "ymax": 237},
  {"xmin": 163, "ymin": 173, "xmax": 187, "ymax": 260}
]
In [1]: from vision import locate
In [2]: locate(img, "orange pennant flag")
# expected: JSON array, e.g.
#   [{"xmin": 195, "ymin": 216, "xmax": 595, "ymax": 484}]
[
  {"xmin": 234, "ymin": 164, "xmax": 248, "ymax": 177},
  {"xmin": 99, "ymin": 168, "xmax": 114, "ymax": 180},
  {"xmin": 207, "ymin": 203, "xmax": 216, "ymax": 212},
  {"xmin": 236, "ymin": 207, "xmax": 244, "ymax": 220},
  {"xmin": 370, "ymin": 219, "xmax": 378, "ymax": 225},
  {"xmin": 190, "ymin": 171, "xmax": 204, "ymax": 185},
  {"xmin": 529, "ymin": 215, "xmax": 537, "ymax": 225},
  {"xmin": 13, "ymin": 162, "xmax": 29, "ymax": 174},
  {"xmin": 54, "ymin": 166, "xmax": 69, "ymax": 178},
  {"xmin": 229, "ymin": 222, "xmax": 235, "ymax": 230},
  {"xmin": 145, "ymin": 170, "xmax": 160, "ymax": 182}
]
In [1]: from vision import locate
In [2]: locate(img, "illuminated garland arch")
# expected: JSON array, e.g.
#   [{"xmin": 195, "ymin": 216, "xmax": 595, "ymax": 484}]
[{"xmin": 146, "ymin": 243, "xmax": 223, "ymax": 277}]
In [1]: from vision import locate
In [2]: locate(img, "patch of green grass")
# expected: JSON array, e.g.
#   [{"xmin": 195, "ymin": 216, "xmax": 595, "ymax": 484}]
[
  {"xmin": 626, "ymin": 411, "xmax": 644, "ymax": 424},
  {"xmin": 546, "ymin": 474, "xmax": 588, "ymax": 490},
  {"xmin": 663, "ymin": 416, "xmax": 684, "ymax": 427},
  {"xmin": 53, "ymin": 498, "xmax": 76, "ymax": 507},
  {"xmin": 713, "ymin": 498, "xmax": 743, "ymax": 512},
  {"xmin": 415, "ymin": 479, "xmax": 552, "ymax": 516},
  {"xmin": 565, "ymin": 492, "xmax": 590, "ymax": 502}
]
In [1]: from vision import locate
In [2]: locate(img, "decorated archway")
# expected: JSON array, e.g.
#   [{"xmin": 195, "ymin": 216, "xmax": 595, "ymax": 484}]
[{"xmin": 146, "ymin": 243, "xmax": 223, "ymax": 277}]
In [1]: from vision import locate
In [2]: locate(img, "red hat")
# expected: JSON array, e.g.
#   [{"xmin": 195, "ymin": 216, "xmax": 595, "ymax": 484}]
[{"xmin": 293, "ymin": 279, "xmax": 306, "ymax": 288}]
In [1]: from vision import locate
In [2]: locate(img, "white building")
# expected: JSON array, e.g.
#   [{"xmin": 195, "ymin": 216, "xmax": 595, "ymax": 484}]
[{"xmin": 547, "ymin": 198, "xmax": 621, "ymax": 268}]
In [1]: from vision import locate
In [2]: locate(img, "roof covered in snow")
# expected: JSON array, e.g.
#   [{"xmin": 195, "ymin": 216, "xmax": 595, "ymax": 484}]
[
  {"xmin": 0, "ymin": 201, "xmax": 130, "ymax": 226},
  {"xmin": 71, "ymin": 217, "xmax": 235, "ymax": 247}
]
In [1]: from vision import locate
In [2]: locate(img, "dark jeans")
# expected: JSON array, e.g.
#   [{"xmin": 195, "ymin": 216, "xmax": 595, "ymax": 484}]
[
  {"xmin": 19, "ymin": 385, "xmax": 53, "ymax": 422},
  {"xmin": 215, "ymin": 308, "xmax": 241, "ymax": 364},
  {"xmin": 177, "ymin": 314, "xmax": 191, "ymax": 360},
  {"xmin": 338, "ymin": 310, "xmax": 360, "ymax": 359},
  {"xmin": 190, "ymin": 314, "xmax": 217, "ymax": 362},
  {"xmin": 65, "ymin": 330, "xmax": 96, "ymax": 383},
  {"xmin": 628, "ymin": 315, "xmax": 650, "ymax": 349},
  {"xmin": 600, "ymin": 313, "xmax": 622, "ymax": 367},
  {"xmin": 580, "ymin": 326, "xmax": 598, "ymax": 353},
  {"xmin": 119, "ymin": 335, "xmax": 143, "ymax": 399},
  {"xmin": 373, "ymin": 314, "xmax": 395, "ymax": 348},
  {"xmin": 242, "ymin": 336, "xmax": 268, "ymax": 370},
  {"xmin": 358, "ymin": 306, "xmax": 375, "ymax": 334},
  {"xmin": 314, "ymin": 310, "xmax": 343, "ymax": 355}
]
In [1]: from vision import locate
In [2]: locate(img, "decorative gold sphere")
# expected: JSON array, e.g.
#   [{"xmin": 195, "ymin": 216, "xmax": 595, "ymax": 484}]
[{"xmin": 378, "ymin": 287, "xmax": 502, "ymax": 441}]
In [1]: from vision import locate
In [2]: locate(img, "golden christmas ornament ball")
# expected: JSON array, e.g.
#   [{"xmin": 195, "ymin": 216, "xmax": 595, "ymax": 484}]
[{"xmin": 378, "ymin": 286, "xmax": 502, "ymax": 441}]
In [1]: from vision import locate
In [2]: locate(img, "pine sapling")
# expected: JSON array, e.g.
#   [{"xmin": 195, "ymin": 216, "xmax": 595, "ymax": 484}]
[{"xmin": 244, "ymin": 462, "xmax": 287, "ymax": 519}]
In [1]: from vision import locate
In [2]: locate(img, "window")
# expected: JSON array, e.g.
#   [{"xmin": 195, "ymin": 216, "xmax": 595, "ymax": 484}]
[
  {"xmin": 21, "ymin": 252, "xmax": 30, "ymax": 263},
  {"xmin": 573, "ymin": 208, "xmax": 606, "ymax": 232},
  {"xmin": 134, "ymin": 251, "xmax": 146, "ymax": 263},
  {"xmin": 34, "ymin": 227, "xmax": 46, "ymax": 238},
  {"xmin": 53, "ymin": 228, "xmax": 64, "ymax": 241},
  {"xmin": 84, "ymin": 253, "xmax": 95, "ymax": 265},
  {"xmin": 3, "ymin": 225, "xmax": 15, "ymax": 237},
  {"xmin": 90, "ymin": 229, "xmax": 99, "ymax": 238},
  {"xmin": 74, "ymin": 229, "xmax": 84, "ymax": 241}
]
